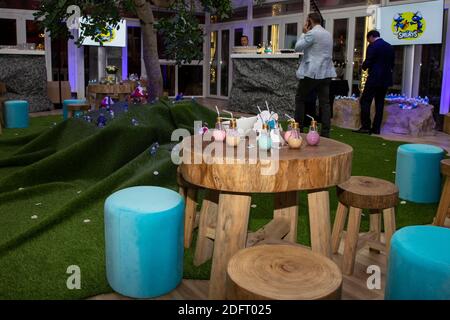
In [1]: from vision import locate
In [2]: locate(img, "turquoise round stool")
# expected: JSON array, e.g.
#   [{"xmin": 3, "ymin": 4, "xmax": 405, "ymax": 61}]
[
  {"xmin": 63, "ymin": 99, "xmax": 86, "ymax": 120},
  {"xmin": 105, "ymin": 186, "xmax": 184, "ymax": 298},
  {"xmin": 4, "ymin": 100, "xmax": 29, "ymax": 128},
  {"xmin": 385, "ymin": 226, "xmax": 450, "ymax": 300},
  {"xmin": 395, "ymin": 144, "xmax": 445, "ymax": 203}
]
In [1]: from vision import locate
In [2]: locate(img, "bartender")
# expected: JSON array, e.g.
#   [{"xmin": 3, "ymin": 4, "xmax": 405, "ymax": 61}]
[{"xmin": 240, "ymin": 35, "xmax": 249, "ymax": 46}]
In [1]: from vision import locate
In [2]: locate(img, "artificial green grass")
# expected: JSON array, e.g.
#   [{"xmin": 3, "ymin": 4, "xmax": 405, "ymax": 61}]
[{"xmin": 0, "ymin": 100, "xmax": 439, "ymax": 299}]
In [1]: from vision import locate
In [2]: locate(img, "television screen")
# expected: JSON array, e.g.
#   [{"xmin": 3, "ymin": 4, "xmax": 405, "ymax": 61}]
[
  {"xmin": 376, "ymin": 0, "xmax": 444, "ymax": 45},
  {"xmin": 81, "ymin": 18, "xmax": 127, "ymax": 47}
]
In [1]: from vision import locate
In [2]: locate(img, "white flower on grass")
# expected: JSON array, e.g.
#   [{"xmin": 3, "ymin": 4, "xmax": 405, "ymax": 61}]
[
  {"xmin": 400, "ymin": 201, "xmax": 407, "ymax": 205},
  {"xmin": 153, "ymin": 171, "xmax": 159, "ymax": 176},
  {"xmin": 77, "ymin": 190, "xmax": 82, "ymax": 194},
  {"xmin": 392, "ymin": 171, "xmax": 396, "ymax": 174},
  {"xmin": 382, "ymin": 143, "xmax": 386, "ymax": 146},
  {"xmin": 251, "ymin": 204, "xmax": 257, "ymax": 208},
  {"xmin": 35, "ymin": 203, "xmax": 42, "ymax": 206},
  {"xmin": 83, "ymin": 219, "xmax": 91, "ymax": 223},
  {"xmin": 18, "ymin": 187, "xmax": 24, "ymax": 191},
  {"xmin": 31, "ymin": 215, "xmax": 38, "ymax": 219}
]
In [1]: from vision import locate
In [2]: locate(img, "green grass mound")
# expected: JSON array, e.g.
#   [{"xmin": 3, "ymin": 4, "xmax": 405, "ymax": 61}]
[{"xmin": 0, "ymin": 99, "xmax": 438, "ymax": 299}]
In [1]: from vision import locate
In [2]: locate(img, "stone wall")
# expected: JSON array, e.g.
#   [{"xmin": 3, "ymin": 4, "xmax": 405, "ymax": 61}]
[
  {"xmin": 332, "ymin": 99, "xmax": 436, "ymax": 137},
  {"xmin": 229, "ymin": 58, "xmax": 299, "ymax": 116},
  {"xmin": 0, "ymin": 54, "xmax": 53, "ymax": 112}
]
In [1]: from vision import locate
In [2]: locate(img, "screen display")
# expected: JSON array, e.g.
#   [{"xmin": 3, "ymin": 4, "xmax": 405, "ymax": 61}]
[
  {"xmin": 376, "ymin": 0, "xmax": 444, "ymax": 45},
  {"xmin": 81, "ymin": 18, "xmax": 127, "ymax": 47}
]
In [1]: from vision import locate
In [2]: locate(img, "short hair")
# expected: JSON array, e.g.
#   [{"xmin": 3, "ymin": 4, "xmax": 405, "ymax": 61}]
[
  {"xmin": 367, "ymin": 30, "xmax": 380, "ymax": 38},
  {"xmin": 241, "ymin": 35, "xmax": 248, "ymax": 39},
  {"xmin": 308, "ymin": 12, "xmax": 322, "ymax": 25}
]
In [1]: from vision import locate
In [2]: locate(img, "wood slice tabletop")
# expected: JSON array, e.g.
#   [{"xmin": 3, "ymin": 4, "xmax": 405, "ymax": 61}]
[
  {"xmin": 179, "ymin": 134, "xmax": 353, "ymax": 193},
  {"xmin": 87, "ymin": 84, "xmax": 133, "ymax": 94}
]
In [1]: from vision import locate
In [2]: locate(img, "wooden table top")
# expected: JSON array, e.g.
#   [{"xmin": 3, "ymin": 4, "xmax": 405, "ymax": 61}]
[
  {"xmin": 180, "ymin": 134, "xmax": 353, "ymax": 193},
  {"xmin": 87, "ymin": 83, "xmax": 134, "ymax": 94}
]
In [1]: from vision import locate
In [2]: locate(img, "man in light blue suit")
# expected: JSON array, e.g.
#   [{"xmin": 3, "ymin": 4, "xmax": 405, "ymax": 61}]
[{"xmin": 294, "ymin": 13, "xmax": 336, "ymax": 138}]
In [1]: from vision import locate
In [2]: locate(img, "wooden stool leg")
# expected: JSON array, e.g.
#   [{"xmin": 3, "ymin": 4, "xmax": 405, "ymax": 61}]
[
  {"xmin": 383, "ymin": 207, "xmax": 396, "ymax": 255},
  {"xmin": 274, "ymin": 191, "xmax": 298, "ymax": 243},
  {"xmin": 434, "ymin": 179, "xmax": 450, "ymax": 227},
  {"xmin": 308, "ymin": 190, "xmax": 332, "ymax": 257},
  {"xmin": 331, "ymin": 202, "xmax": 348, "ymax": 254},
  {"xmin": 342, "ymin": 207, "xmax": 362, "ymax": 275},
  {"xmin": 209, "ymin": 192, "xmax": 251, "ymax": 300},
  {"xmin": 194, "ymin": 190, "xmax": 219, "ymax": 266},
  {"xmin": 184, "ymin": 188, "xmax": 198, "ymax": 248},
  {"xmin": 179, "ymin": 186, "xmax": 187, "ymax": 198},
  {"xmin": 369, "ymin": 210, "xmax": 382, "ymax": 254}
]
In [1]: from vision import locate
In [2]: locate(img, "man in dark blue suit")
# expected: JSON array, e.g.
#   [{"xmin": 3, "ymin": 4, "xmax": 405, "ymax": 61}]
[{"xmin": 354, "ymin": 30, "xmax": 395, "ymax": 134}]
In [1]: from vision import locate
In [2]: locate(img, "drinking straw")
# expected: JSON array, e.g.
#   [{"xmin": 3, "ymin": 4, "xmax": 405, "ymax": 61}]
[
  {"xmin": 285, "ymin": 114, "xmax": 294, "ymax": 120},
  {"xmin": 265, "ymin": 101, "xmax": 270, "ymax": 113},
  {"xmin": 306, "ymin": 114, "xmax": 315, "ymax": 121},
  {"xmin": 215, "ymin": 106, "xmax": 220, "ymax": 117},
  {"xmin": 257, "ymin": 106, "xmax": 263, "ymax": 114},
  {"xmin": 223, "ymin": 110, "xmax": 234, "ymax": 119}
]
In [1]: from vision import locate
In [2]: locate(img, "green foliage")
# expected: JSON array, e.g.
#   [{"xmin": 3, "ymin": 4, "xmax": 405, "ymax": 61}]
[
  {"xmin": 155, "ymin": 1, "xmax": 206, "ymax": 65},
  {"xmin": 34, "ymin": 0, "xmax": 133, "ymax": 45},
  {"xmin": 35, "ymin": 0, "xmax": 233, "ymax": 64},
  {"xmin": 201, "ymin": 0, "xmax": 232, "ymax": 19}
]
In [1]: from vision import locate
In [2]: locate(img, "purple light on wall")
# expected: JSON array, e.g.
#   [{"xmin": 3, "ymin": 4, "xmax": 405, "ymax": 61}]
[
  {"xmin": 122, "ymin": 45, "xmax": 128, "ymax": 80},
  {"xmin": 68, "ymin": 38, "xmax": 77, "ymax": 93},
  {"xmin": 441, "ymin": 40, "xmax": 450, "ymax": 114}
]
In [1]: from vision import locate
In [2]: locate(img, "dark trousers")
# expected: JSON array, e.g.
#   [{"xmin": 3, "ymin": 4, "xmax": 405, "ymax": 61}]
[
  {"xmin": 360, "ymin": 85, "xmax": 388, "ymax": 132},
  {"xmin": 295, "ymin": 77, "xmax": 331, "ymax": 137}
]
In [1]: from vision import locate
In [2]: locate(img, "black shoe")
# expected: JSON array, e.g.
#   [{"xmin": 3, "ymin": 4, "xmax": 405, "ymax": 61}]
[
  {"xmin": 371, "ymin": 128, "xmax": 380, "ymax": 135},
  {"xmin": 352, "ymin": 128, "xmax": 371, "ymax": 134}
]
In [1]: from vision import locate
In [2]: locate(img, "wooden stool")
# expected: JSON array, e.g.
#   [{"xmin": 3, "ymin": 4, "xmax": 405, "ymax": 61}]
[
  {"xmin": 177, "ymin": 168, "xmax": 199, "ymax": 248},
  {"xmin": 227, "ymin": 244, "xmax": 342, "ymax": 300},
  {"xmin": 67, "ymin": 104, "xmax": 90, "ymax": 118},
  {"xmin": 331, "ymin": 176, "xmax": 398, "ymax": 275},
  {"xmin": 434, "ymin": 159, "xmax": 450, "ymax": 227}
]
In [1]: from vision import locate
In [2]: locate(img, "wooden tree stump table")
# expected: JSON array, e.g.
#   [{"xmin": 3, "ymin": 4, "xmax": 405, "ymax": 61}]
[
  {"xmin": 179, "ymin": 135, "xmax": 353, "ymax": 299},
  {"xmin": 87, "ymin": 84, "xmax": 133, "ymax": 109}
]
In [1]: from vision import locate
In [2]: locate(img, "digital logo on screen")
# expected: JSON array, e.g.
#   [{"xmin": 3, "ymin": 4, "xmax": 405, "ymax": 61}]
[{"xmin": 391, "ymin": 12, "xmax": 426, "ymax": 40}]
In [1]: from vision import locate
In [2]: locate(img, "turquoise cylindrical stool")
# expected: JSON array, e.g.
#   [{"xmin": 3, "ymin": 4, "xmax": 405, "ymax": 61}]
[
  {"xmin": 63, "ymin": 99, "xmax": 86, "ymax": 120},
  {"xmin": 395, "ymin": 144, "xmax": 445, "ymax": 203},
  {"xmin": 4, "ymin": 100, "xmax": 29, "ymax": 128},
  {"xmin": 105, "ymin": 186, "xmax": 184, "ymax": 298},
  {"xmin": 385, "ymin": 226, "xmax": 450, "ymax": 300}
]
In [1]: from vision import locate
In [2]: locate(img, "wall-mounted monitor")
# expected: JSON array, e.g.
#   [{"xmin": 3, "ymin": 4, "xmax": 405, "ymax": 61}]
[
  {"xmin": 80, "ymin": 18, "xmax": 127, "ymax": 47},
  {"xmin": 376, "ymin": 0, "xmax": 444, "ymax": 45}
]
